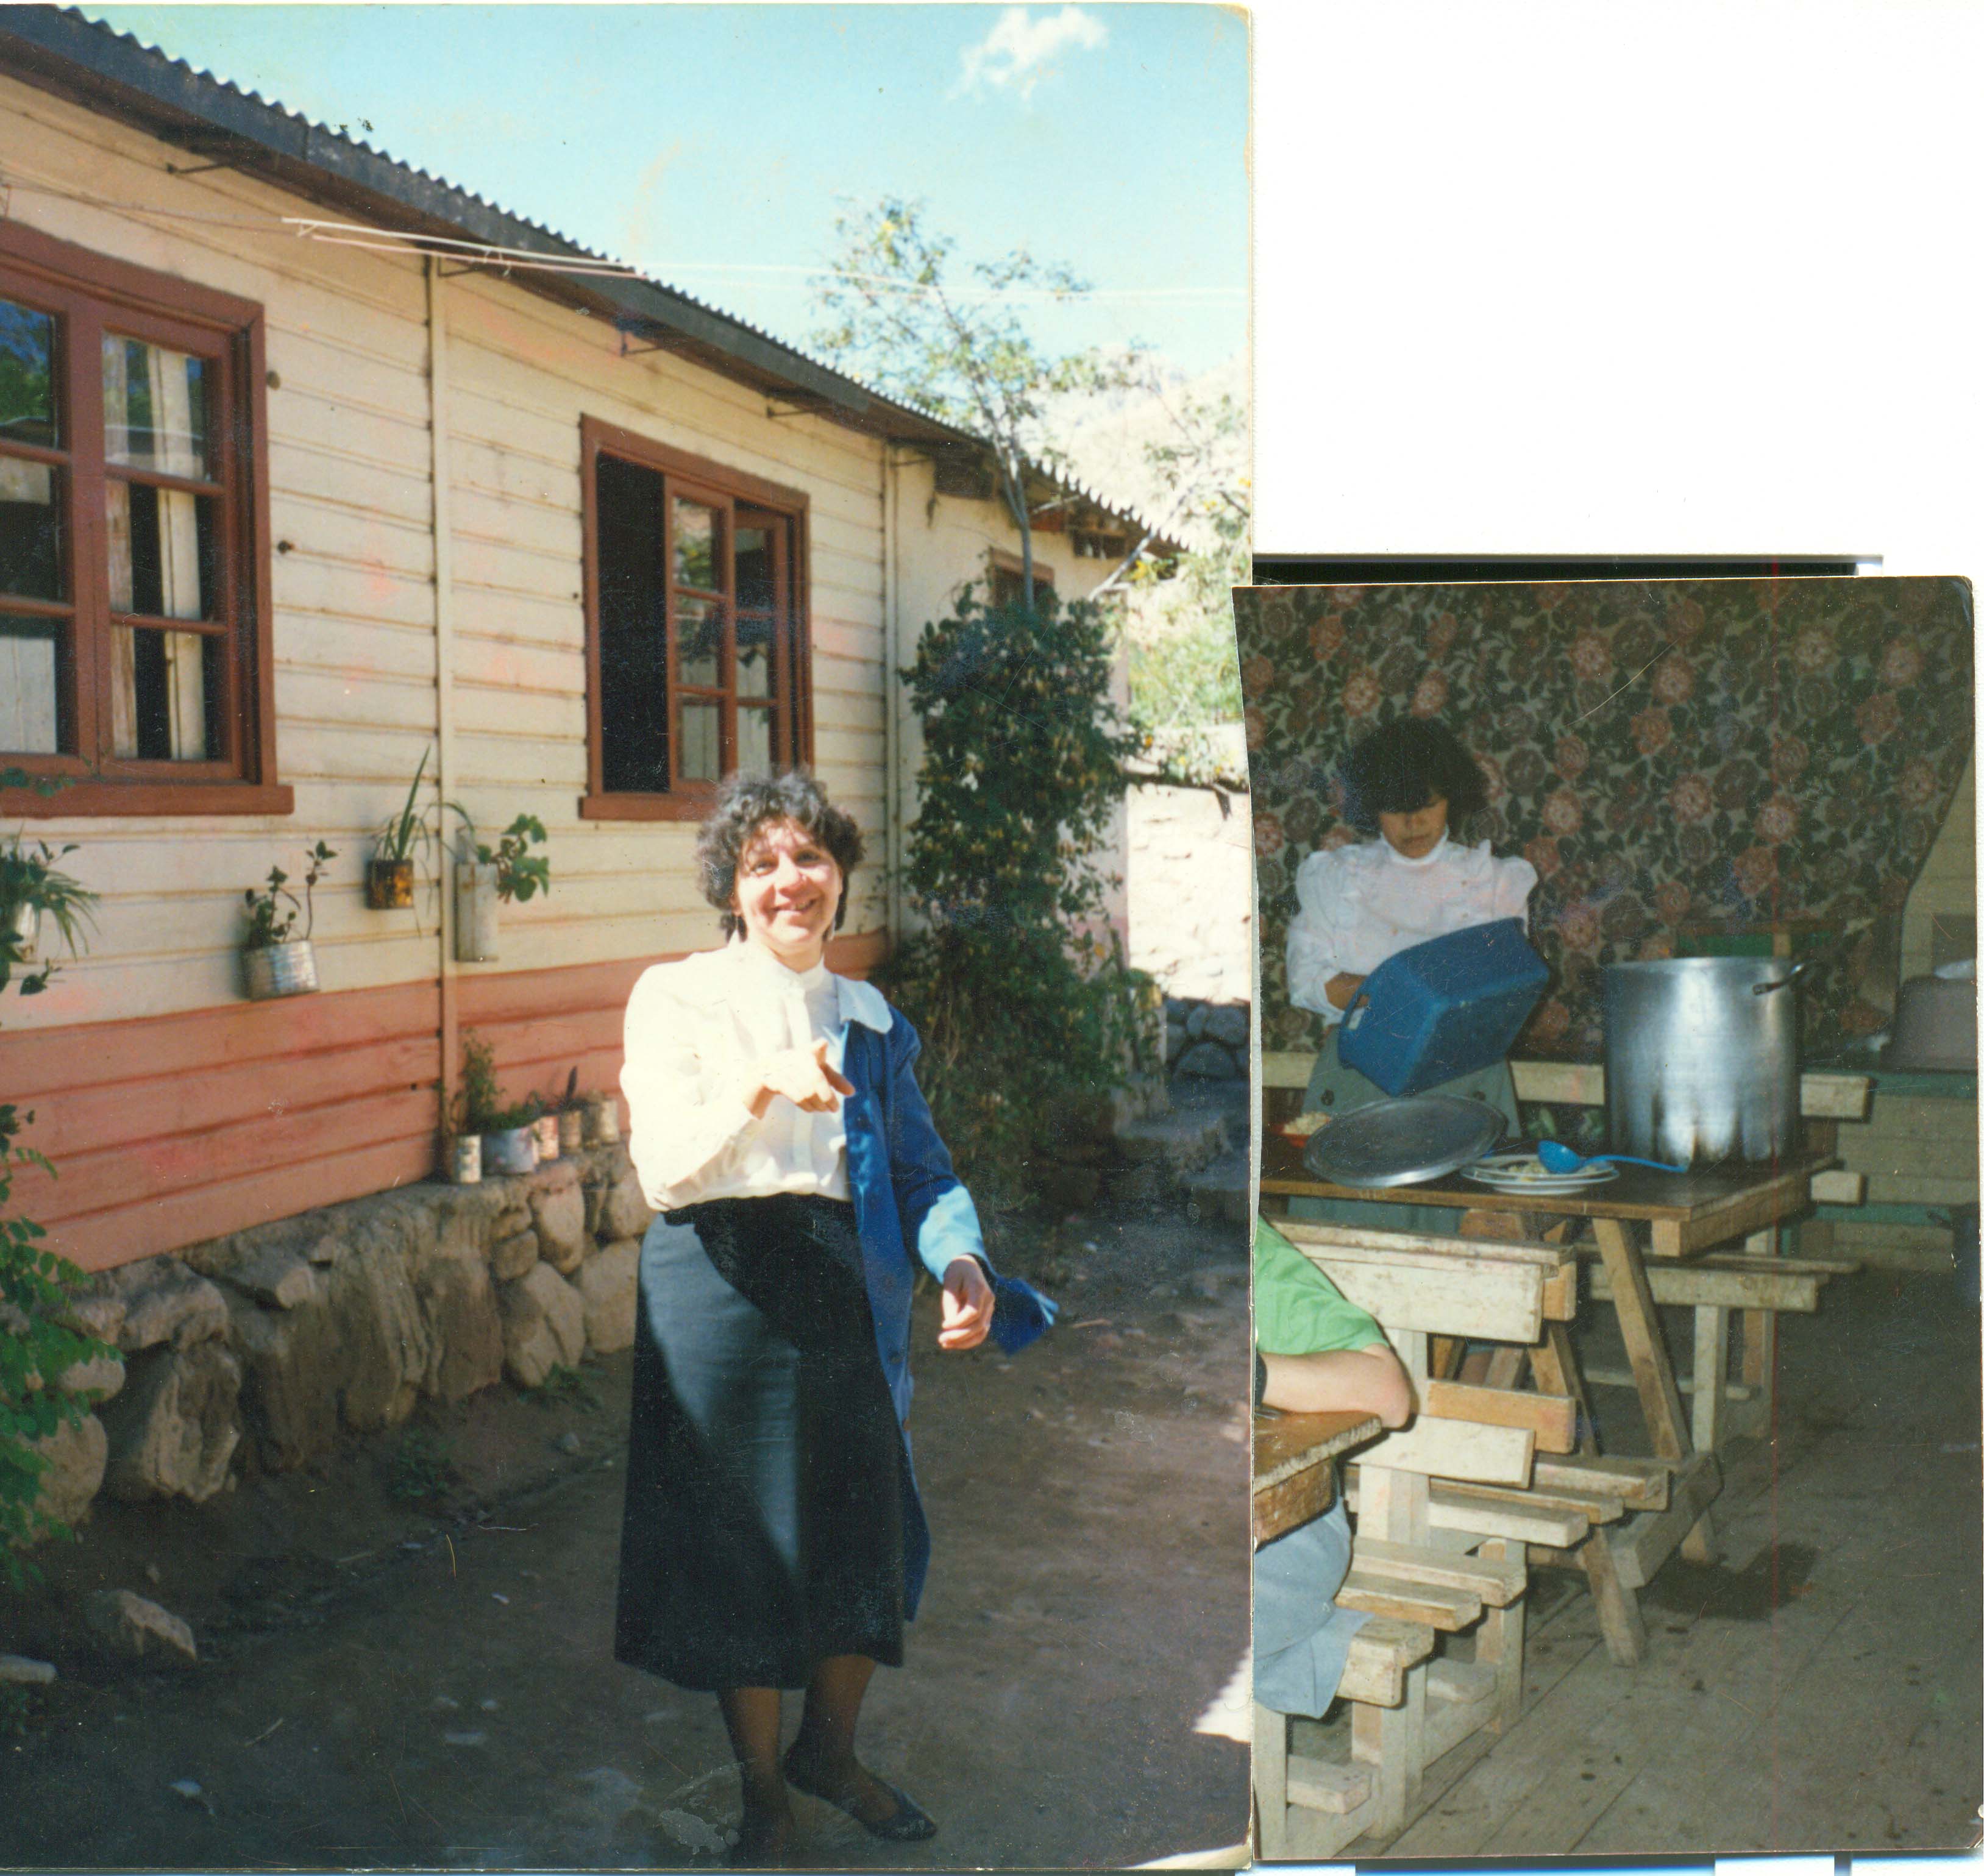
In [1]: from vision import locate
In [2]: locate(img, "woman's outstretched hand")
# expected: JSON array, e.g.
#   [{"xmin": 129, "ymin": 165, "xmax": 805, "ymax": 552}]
[
  {"xmin": 937, "ymin": 1257, "xmax": 996, "ymax": 1351},
  {"xmin": 745, "ymin": 1037, "xmax": 856, "ymax": 1118}
]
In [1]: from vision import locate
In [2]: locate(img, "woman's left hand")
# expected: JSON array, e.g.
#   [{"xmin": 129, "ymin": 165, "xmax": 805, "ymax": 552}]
[{"xmin": 937, "ymin": 1257, "xmax": 996, "ymax": 1351}]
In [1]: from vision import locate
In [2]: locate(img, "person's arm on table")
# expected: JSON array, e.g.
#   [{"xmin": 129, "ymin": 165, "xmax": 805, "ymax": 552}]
[{"xmin": 1260, "ymin": 1340, "xmax": 1413, "ymax": 1427}]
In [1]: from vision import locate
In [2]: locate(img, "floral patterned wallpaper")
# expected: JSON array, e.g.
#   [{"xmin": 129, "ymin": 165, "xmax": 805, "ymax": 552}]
[{"xmin": 1234, "ymin": 578, "xmax": 1975, "ymax": 1061}]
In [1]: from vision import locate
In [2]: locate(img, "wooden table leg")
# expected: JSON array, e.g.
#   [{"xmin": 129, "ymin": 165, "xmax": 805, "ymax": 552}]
[
  {"xmin": 1528, "ymin": 1321, "xmax": 1600, "ymax": 1458},
  {"xmin": 1691, "ymin": 1304, "xmax": 1730, "ymax": 1454},
  {"xmin": 1590, "ymin": 1217, "xmax": 1718, "ymax": 1563},
  {"xmin": 1579, "ymin": 1512, "xmax": 1648, "ymax": 1665},
  {"xmin": 1738, "ymin": 1225, "xmax": 1778, "ymax": 1435}
]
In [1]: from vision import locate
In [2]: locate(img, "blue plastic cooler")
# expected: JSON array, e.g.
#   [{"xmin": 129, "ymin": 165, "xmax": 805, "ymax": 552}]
[{"xmin": 1337, "ymin": 917, "xmax": 1551, "ymax": 1097}]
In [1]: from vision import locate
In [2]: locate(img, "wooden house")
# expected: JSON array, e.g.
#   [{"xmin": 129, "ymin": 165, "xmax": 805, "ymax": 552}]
[{"xmin": 0, "ymin": 11, "xmax": 1164, "ymax": 1274}]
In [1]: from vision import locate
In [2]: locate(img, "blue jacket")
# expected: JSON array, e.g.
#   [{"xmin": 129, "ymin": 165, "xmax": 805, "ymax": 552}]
[
  {"xmin": 838, "ymin": 1000, "xmax": 1056, "ymax": 1410},
  {"xmin": 835, "ymin": 982, "xmax": 1056, "ymax": 1616}
]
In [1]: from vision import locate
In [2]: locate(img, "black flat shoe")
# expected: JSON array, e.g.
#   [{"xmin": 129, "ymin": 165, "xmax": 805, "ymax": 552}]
[{"xmin": 782, "ymin": 1750, "xmax": 938, "ymax": 1843}]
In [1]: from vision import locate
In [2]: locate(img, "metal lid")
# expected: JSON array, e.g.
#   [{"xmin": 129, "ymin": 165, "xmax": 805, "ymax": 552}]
[{"xmin": 1303, "ymin": 1095, "xmax": 1509, "ymax": 1190}]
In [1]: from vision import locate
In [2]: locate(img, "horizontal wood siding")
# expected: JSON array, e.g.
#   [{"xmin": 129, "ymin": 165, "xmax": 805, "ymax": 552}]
[
  {"xmin": 0, "ymin": 74, "xmax": 1115, "ymax": 1277},
  {"xmin": 2, "ymin": 928, "xmax": 884, "ymax": 1273},
  {"xmin": 0, "ymin": 75, "xmax": 901, "ymax": 1026}
]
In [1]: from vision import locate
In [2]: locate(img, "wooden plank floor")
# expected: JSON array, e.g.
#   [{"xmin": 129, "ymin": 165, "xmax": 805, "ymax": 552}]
[{"xmin": 1294, "ymin": 1266, "xmax": 1983, "ymax": 1858}]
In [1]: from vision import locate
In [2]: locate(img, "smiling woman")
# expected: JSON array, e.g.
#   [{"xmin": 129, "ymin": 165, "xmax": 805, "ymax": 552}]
[{"xmin": 613, "ymin": 769, "xmax": 1054, "ymax": 1863}]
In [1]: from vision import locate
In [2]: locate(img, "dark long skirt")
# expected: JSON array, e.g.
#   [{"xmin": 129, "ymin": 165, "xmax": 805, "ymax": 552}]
[{"xmin": 613, "ymin": 1193, "xmax": 908, "ymax": 1692}]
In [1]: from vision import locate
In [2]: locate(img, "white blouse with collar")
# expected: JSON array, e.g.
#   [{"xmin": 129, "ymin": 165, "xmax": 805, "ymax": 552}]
[
  {"xmin": 619, "ymin": 940, "xmax": 894, "ymax": 1212},
  {"xmin": 1287, "ymin": 833, "xmax": 1538, "ymax": 1026}
]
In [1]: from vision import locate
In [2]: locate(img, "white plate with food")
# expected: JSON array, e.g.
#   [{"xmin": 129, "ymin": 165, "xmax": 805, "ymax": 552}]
[{"xmin": 1461, "ymin": 1151, "xmax": 1619, "ymax": 1192}]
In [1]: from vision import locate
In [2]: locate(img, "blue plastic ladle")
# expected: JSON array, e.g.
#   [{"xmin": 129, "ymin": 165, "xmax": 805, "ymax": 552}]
[{"xmin": 1537, "ymin": 1139, "xmax": 1688, "ymax": 1176}]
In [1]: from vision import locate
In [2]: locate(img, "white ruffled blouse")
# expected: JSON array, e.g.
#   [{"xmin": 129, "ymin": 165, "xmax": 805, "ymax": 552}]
[
  {"xmin": 620, "ymin": 940, "xmax": 893, "ymax": 1211},
  {"xmin": 1287, "ymin": 833, "xmax": 1538, "ymax": 1026}
]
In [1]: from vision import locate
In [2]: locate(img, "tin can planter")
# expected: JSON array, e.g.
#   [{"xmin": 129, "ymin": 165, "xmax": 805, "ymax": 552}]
[
  {"xmin": 532, "ymin": 1113, "xmax": 561, "ymax": 1162},
  {"xmin": 243, "ymin": 939, "xmax": 319, "ymax": 1000},
  {"xmin": 482, "ymin": 1125, "xmax": 536, "ymax": 1176},
  {"xmin": 366, "ymin": 858, "xmax": 415, "ymax": 910},
  {"xmin": 453, "ymin": 861, "xmax": 499, "ymax": 963},
  {"xmin": 584, "ymin": 1095, "xmax": 621, "ymax": 1145},
  {"xmin": 447, "ymin": 1135, "xmax": 483, "ymax": 1185},
  {"xmin": 557, "ymin": 1108, "xmax": 585, "ymax": 1154},
  {"xmin": 7, "ymin": 900, "xmax": 37, "ymax": 964}
]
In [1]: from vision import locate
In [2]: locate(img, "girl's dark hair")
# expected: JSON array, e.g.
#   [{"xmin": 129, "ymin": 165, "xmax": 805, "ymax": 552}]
[
  {"xmin": 697, "ymin": 769, "xmax": 865, "ymax": 940},
  {"xmin": 1339, "ymin": 719, "xmax": 1489, "ymax": 836}
]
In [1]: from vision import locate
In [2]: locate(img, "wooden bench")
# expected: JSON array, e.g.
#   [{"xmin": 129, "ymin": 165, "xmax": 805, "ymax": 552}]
[
  {"xmin": 1255, "ymin": 1227, "xmax": 1580, "ymax": 1858},
  {"xmin": 1574, "ymin": 1245, "xmax": 1851, "ymax": 1449}
]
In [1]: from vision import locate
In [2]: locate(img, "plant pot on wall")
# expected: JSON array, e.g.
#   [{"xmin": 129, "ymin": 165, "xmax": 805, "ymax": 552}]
[
  {"xmin": 243, "ymin": 939, "xmax": 319, "ymax": 1000},
  {"xmin": 454, "ymin": 861, "xmax": 499, "ymax": 963},
  {"xmin": 366, "ymin": 858, "xmax": 414, "ymax": 910},
  {"xmin": 7, "ymin": 900, "xmax": 36, "ymax": 964},
  {"xmin": 482, "ymin": 1125, "xmax": 535, "ymax": 1176}
]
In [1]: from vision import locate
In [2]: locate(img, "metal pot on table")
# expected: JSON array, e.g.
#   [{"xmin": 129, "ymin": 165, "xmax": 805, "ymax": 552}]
[{"xmin": 1602, "ymin": 957, "xmax": 1804, "ymax": 1167}]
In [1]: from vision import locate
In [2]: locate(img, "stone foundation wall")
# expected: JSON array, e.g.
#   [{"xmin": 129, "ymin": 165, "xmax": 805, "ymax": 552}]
[{"xmin": 28, "ymin": 1148, "xmax": 656, "ymax": 1533}]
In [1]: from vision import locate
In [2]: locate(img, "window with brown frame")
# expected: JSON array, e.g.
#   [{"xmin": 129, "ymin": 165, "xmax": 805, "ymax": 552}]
[
  {"xmin": 0, "ymin": 220, "xmax": 285, "ymax": 816},
  {"xmin": 580, "ymin": 418, "xmax": 811, "ymax": 820},
  {"xmin": 987, "ymin": 549, "xmax": 1054, "ymax": 612}
]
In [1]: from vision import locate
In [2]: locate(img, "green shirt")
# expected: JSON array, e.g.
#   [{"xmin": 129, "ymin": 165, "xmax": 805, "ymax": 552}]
[{"xmin": 1254, "ymin": 1216, "xmax": 1385, "ymax": 1357}]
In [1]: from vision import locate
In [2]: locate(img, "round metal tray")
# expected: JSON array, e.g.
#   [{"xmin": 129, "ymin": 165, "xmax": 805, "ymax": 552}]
[{"xmin": 1301, "ymin": 1095, "xmax": 1509, "ymax": 1190}]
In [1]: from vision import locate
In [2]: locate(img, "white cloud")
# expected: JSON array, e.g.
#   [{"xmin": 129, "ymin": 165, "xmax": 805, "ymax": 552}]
[{"xmin": 955, "ymin": 5, "xmax": 1108, "ymax": 101}]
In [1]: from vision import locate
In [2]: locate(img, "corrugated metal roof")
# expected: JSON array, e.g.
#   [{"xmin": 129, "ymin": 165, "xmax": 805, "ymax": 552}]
[{"xmin": 0, "ymin": 5, "xmax": 1178, "ymax": 551}]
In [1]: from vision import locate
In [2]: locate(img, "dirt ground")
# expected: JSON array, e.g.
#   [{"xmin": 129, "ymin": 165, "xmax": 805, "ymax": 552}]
[{"xmin": 0, "ymin": 1210, "xmax": 1253, "ymax": 1871}]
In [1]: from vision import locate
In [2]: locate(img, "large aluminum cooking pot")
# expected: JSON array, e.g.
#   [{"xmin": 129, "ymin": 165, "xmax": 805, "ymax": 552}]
[{"xmin": 1603, "ymin": 957, "xmax": 1802, "ymax": 1166}]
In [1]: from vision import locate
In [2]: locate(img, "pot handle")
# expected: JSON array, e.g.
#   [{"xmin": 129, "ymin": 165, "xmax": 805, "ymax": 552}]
[{"xmin": 1752, "ymin": 961, "xmax": 1810, "ymax": 995}]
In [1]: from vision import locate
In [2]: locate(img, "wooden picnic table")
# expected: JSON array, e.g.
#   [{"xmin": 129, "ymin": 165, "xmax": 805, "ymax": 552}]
[
  {"xmin": 1253, "ymin": 1407, "xmax": 1383, "ymax": 1547},
  {"xmin": 1260, "ymin": 1134, "xmax": 1834, "ymax": 1656}
]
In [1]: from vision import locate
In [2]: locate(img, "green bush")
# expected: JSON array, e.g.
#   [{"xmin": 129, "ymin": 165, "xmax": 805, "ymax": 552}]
[
  {"xmin": 881, "ymin": 588, "xmax": 1155, "ymax": 1209},
  {"xmin": 0, "ymin": 770, "xmax": 114, "ymax": 1589},
  {"xmin": 0, "ymin": 1104, "xmax": 107, "ymax": 1587}
]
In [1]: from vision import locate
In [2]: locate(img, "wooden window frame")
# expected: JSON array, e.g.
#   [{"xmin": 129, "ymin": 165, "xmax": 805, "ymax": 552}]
[
  {"xmin": 987, "ymin": 547, "xmax": 1056, "ymax": 611},
  {"xmin": 578, "ymin": 417, "xmax": 812, "ymax": 823},
  {"xmin": 0, "ymin": 218, "xmax": 287, "ymax": 818}
]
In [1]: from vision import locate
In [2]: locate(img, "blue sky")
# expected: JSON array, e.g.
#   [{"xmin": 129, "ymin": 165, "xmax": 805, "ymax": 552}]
[{"xmin": 80, "ymin": 4, "xmax": 1250, "ymax": 377}]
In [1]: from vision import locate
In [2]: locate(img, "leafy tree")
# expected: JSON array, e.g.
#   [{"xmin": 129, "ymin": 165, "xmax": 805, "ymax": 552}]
[
  {"xmin": 811, "ymin": 196, "xmax": 1150, "ymax": 605},
  {"xmin": 880, "ymin": 588, "xmax": 1154, "ymax": 1207}
]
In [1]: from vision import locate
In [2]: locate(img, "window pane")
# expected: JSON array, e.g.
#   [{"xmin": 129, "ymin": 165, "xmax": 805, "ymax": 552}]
[
  {"xmin": 738, "ymin": 705, "xmax": 773, "ymax": 775},
  {"xmin": 678, "ymin": 699, "xmax": 720, "ymax": 783},
  {"xmin": 675, "ymin": 594, "xmax": 722, "ymax": 688},
  {"xmin": 112, "ymin": 625, "xmax": 218, "ymax": 761},
  {"xmin": 672, "ymin": 498, "xmax": 717, "ymax": 591},
  {"xmin": 0, "ymin": 458, "xmax": 62, "ymax": 601},
  {"xmin": 107, "ymin": 481, "xmax": 218, "ymax": 620},
  {"xmin": 735, "ymin": 523, "xmax": 773, "ymax": 609},
  {"xmin": 599, "ymin": 627, "xmax": 669, "ymax": 792},
  {"xmin": 0, "ymin": 616, "xmax": 60, "ymax": 753},
  {"xmin": 102, "ymin": 334, "xmax": 210, "ymax": 479},
  {"xmin": 0, "ymin": 300, "xmax": 57, "ymax": 449},
  {"xmin": 596, "ymin": 454, "xmax": 669, "ymax": 792},
  {"xmin": 736, "ymin": 610, "xmax": 775, "ymax": 700}
]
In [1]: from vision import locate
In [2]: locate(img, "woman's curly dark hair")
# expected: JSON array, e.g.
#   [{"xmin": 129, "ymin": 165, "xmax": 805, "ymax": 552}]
[
  {"xmin": 1339, "ymin": 718, "xmax": 1490, "ymax": 837},
  {"xmin": 696, "ymin": 770, "xmax": 865, "ymax": 940}
]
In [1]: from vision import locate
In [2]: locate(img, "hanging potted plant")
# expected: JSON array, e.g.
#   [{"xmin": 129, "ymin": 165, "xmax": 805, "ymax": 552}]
[
  {"xmin": 241, "ymin": 841, "xmax": 336, "ymax": 1000},
  {"xmin": 0, "ymin": 829, "xmax": 99, "ymax": 997},
  {"xmin": 368, "ymin": 746, "xmax": 433, "ymax": 911},
  {"xmin": 450, "ymin": 814, "xmax": 551, "ymax": 964}
]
